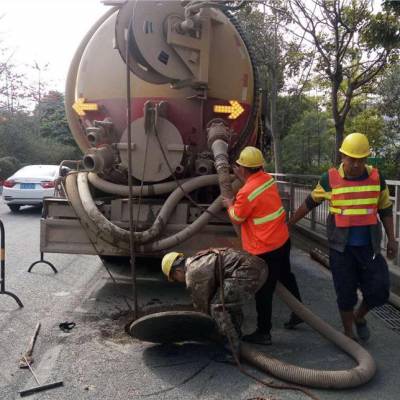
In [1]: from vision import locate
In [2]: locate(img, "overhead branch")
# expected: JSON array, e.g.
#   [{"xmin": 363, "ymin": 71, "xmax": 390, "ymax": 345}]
[
  {"xmin": 290, "ymin": 0, "xmax": 332, "ymax": 75},
  {"xmin": 352, "ymin": 51, "xmax": 389, "ymax": 89}
]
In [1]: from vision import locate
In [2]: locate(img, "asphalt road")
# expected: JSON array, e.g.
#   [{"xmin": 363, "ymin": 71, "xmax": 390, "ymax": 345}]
[{"xmin": 0, "ymin": 200, "xmax": 400, "ymax": 400}]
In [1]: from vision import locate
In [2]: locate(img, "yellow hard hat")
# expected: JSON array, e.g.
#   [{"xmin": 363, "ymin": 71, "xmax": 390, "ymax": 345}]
[
  {"xmin": 236, "ymin": 146, "xmax": 264, "ymax": 168},
  {"xmin": 161, "ymin": 252, "xmax": 184, "ymax": 281},
  {"xmin": 339, "ymin": 132, "xmax": 371, "ymax": 158}
]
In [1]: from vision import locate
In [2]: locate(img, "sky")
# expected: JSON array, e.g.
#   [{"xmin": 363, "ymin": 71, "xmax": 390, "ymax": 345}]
[
  {"xmin": 0, "ymin": 0, "xmax": 383, "ymax": 94},
  {"xmin": 1, "ymin": 0, "xmax": 111, "ymax": 91}
]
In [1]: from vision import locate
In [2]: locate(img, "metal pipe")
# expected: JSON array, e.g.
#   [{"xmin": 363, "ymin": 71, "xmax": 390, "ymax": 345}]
[{"xmin": 83, "ymin": 146, "xmax": 114, "ymax": 173}]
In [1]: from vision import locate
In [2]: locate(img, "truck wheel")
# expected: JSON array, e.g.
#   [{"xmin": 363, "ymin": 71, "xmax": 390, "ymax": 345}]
[{"xmin": 8, "ymin": 204, "xmax": 21, "ymax": 212}]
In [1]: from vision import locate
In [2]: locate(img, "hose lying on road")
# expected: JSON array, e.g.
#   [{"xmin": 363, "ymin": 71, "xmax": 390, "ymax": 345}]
[{"xmin": 240, "ymin": 284, "xmax": 376, "ymax": 389}]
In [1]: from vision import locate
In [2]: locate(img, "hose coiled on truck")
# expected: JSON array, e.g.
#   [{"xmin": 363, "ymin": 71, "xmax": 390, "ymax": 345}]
[{"xmin": 67, "ymin": 172, "xmax": 237, "ymax": 249}]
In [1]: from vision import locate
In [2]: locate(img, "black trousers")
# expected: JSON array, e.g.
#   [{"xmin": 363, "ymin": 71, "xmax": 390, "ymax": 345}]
[
  {"xmin": 329, "ymin": 245, "xmax": 390, "ymax": 311},
  {"xmin": 256, "ymin": 239, "xmax": 302, "ymax": 333}
]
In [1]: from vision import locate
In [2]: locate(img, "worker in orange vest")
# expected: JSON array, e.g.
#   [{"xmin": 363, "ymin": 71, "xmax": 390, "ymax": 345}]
[
  {"xmin": 290, "ymin": 133, "xmax": 397, "ymax": 341},
  {"xmin": 222, "ymin": 146, "xmax": 303, "ymax": 345}
]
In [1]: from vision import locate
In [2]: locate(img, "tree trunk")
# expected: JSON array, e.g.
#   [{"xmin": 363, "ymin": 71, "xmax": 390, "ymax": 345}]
[{"xmin": 335, "ymin": 121, "xmax": 344, "ymax": 165}]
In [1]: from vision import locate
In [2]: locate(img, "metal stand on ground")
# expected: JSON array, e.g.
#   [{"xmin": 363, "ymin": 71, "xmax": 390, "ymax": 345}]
[
  {"xmin": 0, "ymin": 219, "xmax": 23, "ymax": 307},
  {"xmin": 28, "ymin": 252, "xmax": 57, "ymax": 274}
]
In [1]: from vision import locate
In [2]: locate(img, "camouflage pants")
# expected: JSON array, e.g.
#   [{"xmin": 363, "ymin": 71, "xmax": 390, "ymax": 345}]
[{"xmin": 210, "ymin": 262, "xmax": 267, "ymax": 353}]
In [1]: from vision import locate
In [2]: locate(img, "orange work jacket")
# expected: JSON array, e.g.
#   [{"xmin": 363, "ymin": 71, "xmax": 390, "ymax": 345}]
[
  {"xmin": 228, "ymin": 170, "xmax": 289, "ymax": 255},
  {"xmin": 328, "ymin": 167, "xmax": 380, "ymax": 228}
]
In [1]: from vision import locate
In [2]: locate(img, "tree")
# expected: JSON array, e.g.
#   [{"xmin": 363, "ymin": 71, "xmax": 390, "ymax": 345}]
[
  {"xmin": 286, "ymin": 0, "xmax": 400, "ymax": 164},
  {"xmin": 277, "ymin": 94, "xmax": 316, "ymax": 138},
  {"xmin": 378, "ymin": 63, "xmax": 400, "ymax": 178},
  {"xmin": 0, "ymin": 61, "xmax": 29, "ymax": 114},
  {"xmin": 347, "ymin": 108, "xmax": 384, "ymax": 151},
  {"xmin": 0, "ymin": 38, "xmax": 79, "ymax": 172},
  {"xmin": 282, "ymin": 107, "xmax": 333, "ymax": 173},
  {"xmin": 236, "ymin": 1, "xmax": 312, "ymax": 172},
  {"xmin": 36, "ymin": 91, "xmax": 75, "ymax": 146},
  {"xmin": 379, "ymin": 63, "xmax": 400, "ymax": 138},
  {"xmin": 0, "ymin": 156, "xmax": 21, "ymax": 179}
]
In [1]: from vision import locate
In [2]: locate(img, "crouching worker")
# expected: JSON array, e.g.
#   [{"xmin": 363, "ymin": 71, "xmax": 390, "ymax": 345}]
[{"xmin": 161, "ymin": 248, "xmax": 268, "ymax": 354}]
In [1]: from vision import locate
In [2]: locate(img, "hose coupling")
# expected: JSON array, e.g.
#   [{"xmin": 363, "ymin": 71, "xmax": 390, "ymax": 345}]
[{"xmin": 83, "ymin": 145, "xmax": 115, "ymax": 173}]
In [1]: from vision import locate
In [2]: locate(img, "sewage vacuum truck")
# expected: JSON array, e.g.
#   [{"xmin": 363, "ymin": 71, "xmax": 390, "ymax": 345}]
[
  {"xmin": 40, "ymin": 1, "xmax": 379, "ymax": 389},
  {"xmin": 41, "ymin": 0, "xmax": 258, "ymax": 258}
]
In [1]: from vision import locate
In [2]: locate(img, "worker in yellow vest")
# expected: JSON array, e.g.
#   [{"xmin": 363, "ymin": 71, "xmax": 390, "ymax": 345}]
[
  {"xmin": 290, "ymin": 133, "xmax": 397, "ymax": 341},
  {"xmin": 223, "ymin": 146, "xmax": 303, "ymax": 345}
]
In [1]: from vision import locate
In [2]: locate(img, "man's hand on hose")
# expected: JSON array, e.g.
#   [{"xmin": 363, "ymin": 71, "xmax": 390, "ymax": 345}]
[{"xmin": 222, "ymin": 196, "xmax": 233, "ymax": 208}]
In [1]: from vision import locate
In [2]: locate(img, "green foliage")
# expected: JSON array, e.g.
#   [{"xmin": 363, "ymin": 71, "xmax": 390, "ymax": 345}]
[
  {"xmin": 379, "ymin": 63, "xmax": 400, "ymax": 130},
  {"xmin": 236, "ymin": 2, "xmax": 311, "ymax": 92},
  {"xmin": 0, "ymin": 41, "xmax": 79, "ymax": 177},
  {"xmin": 363, "ymin": 3, "xmax": 400, "ymax": 50},
  {"xmin": 287, "ymin": 0, "xmax": 399, "ymax": 164},
  {"xmin": 363, "ymin": 15, "xmax": 400, "ymax": 51},
  {"xmin": 277, "ymin": 94, "xmax": 316, "ymax": 138},
  {"xmin": 347, "ymin": 108, "xmax": 385, "ymax": 152},
  {"xmin": 383, "ymin": 0, "xmax": 400, "ymax": 16},
  {"xmin": 281, "ymin": 109, "xmax": 334, "ymax": 173},
  {"xmin": 0, "ymin": 109, "xmax": 80, "ymax": 177},
  {"xmin": 0, "ymin": 111, "xmax": 36, "ymax": 162},
  {"xmin": 377, "ymin": 63, "xmax": 400, "ymax": 179},
  {"xmin": 35, "ymin": 91, "xmax": 75, "ymax": 146},
  {"xmin": 0, "ymin": 156, "xmax": 21, "ymax": 179},
  {"xmin": 235, "ymin": 6, "xmax": 283, "ymax": 90}
]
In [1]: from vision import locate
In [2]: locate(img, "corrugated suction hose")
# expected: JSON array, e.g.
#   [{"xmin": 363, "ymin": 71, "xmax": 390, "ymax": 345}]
[{"xmin": 241, "ymin": 284, "xmax": 376, "ymax": 388}]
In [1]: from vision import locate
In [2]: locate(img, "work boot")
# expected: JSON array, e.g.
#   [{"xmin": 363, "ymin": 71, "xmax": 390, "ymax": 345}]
[
  {"xmin": 284, "ymin": 313, "xmax": 303, "ymax": 330},
  {"xmin": 355, "ymin": 319, "xmax": 370, "ymax": 342},
  {"xmin": 242, "ymin": 330, "xmax": 272, "ymax": 345}
]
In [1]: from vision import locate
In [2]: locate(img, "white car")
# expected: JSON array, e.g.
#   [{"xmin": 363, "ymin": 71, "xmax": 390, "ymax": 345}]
[{"xmin": 2, "ymin": 165, "xmax": 60, "ymax": 212}]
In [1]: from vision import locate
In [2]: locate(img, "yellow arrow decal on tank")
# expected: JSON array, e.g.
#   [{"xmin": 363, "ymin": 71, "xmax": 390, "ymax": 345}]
[
  {"xmin": 72, "ymin": 98, "xmax": 99, "ymax": 116},
  {"xmin": 213, "ymin": 100, "xmax": 244, "ymax": 120}
]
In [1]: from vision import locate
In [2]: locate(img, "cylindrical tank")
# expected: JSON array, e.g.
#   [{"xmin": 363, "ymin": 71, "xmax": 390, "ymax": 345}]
[{"xmin": 62, "ymin": 0, "xmax": 259, "ymax": 256}]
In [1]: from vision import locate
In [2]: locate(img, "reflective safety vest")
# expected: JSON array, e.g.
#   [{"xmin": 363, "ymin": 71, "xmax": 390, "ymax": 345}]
[
  {"xmin": 228, "ymin": 170, "xmax": 289, "ymax": 254},
  {"xmin": 328, "ymin": 167, "xmax": 380, "ymax": 228}
]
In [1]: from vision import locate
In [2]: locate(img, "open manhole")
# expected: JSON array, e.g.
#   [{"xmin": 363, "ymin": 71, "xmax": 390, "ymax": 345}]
[
  {"xmin": 128, "ymin": 310, "xmax": 217, "ymax": 343},
  {"xmin": 372, "ymin": 303, "xmax": 400, "ymax": 333}
]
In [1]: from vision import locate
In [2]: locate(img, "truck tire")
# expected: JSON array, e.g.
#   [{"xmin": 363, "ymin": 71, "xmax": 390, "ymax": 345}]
[{"xmin": 8, "ymin": 204, "xmax": 20, "ymax": 212}]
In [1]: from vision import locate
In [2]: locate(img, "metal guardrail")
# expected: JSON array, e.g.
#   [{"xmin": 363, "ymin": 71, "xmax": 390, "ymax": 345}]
[{"xmin": 272, "ymin": 173, "xmax": 400, "ymax": 266}]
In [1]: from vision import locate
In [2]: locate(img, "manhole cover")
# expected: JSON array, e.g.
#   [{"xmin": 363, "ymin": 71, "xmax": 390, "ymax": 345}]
[
  {"xmin": 128, "ymin": 311, "xmax": 217, "ymax": 343},
  {"xmin": 372, "ymin": 303, "xmax": 400, "ymax": 333}
]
